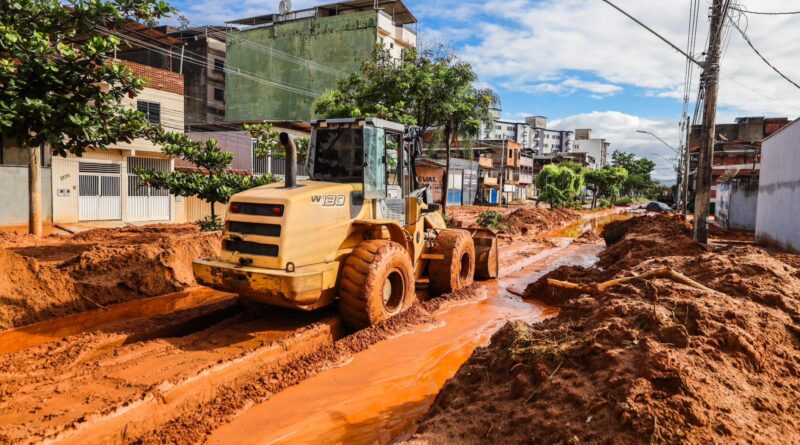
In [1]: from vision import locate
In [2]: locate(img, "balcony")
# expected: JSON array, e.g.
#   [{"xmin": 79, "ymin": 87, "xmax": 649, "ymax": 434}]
[
  {"xmin": 483, "ymin": 176, "xmax": 499, "ymax": 187},
  {"xmin": 479, "ymin": 157, "xmax": 494, "ymax": 169}
]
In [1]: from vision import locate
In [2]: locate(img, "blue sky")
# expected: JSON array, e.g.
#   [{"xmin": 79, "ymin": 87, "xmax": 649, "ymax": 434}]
[{"xmin": 167, "ymin": 0, "xmax": 800, "ymax": 181}]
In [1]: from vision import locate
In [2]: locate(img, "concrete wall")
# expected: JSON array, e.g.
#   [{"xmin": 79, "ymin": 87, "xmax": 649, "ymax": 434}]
[
  {"xmin": 756, "ymin": 120, "xmax": 800, "ymax": 253},
  {"xmin": 0, "ymin": 165, "xmax": 52, "ymax": 225},
  {"xmin": 716, "ymin": 181, "xmax": 758, "ymax": 230},
  {"xmin": 226, "ymin": 11, "xmax": 378, "ymax": 122}
]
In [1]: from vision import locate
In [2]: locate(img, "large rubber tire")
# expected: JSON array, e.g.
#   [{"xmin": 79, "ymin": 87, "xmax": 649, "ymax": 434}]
[
  {"xmin": 429, "ymin": 229, "xmax": 475, "ymax": 296},
  {"xmin": 339, "ymin": 240, "xmax": 416, "ymax": 330}
]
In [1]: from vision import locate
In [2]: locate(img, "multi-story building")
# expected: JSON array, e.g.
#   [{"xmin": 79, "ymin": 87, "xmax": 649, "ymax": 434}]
[
  {"xmin": 225, "ymin": 0, "xmax": 417, "ymax": 122},
  {"xmin": 526, "ymin": 116, "xmax": 573, "ymax": 155},
  {"xmin": 476, "ymin": 140, "xmax": 521, "ymax": 204},
  {"xmin": 119, "ymin": 25, "xmax": 229, "ymax": 126},
  {"xmin": 688, "ymin": 116, "xmax": 790, "ymax": 200},
  {"xmin": 480, "ymin": 111, "xmax": 572, "ymax": 155},
  {"xmin": 573, "ymin": 129, "xmax": 610, "ymax": 170}
]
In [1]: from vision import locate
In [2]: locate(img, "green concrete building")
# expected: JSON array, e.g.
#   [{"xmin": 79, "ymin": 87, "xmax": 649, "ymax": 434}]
[{"xmin": 226, "ymin": 0, "xmax": 417, "ymax": 122}]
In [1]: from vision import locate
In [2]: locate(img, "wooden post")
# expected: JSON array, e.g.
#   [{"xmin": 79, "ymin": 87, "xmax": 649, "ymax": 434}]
[
  {"xmin": 498, "ymin": 139, "xmax": 506, "ymax": 207},
  {"xmin": 28, "ymin": 144, "xmax": 42, "ymax": 237},
  {"xmin": 692, "ymin": 0, "xmax": 723, "ymax": 243},
  {"xmin": 682, "ymin": 116, "xmax": 691, "ymax": 214}
]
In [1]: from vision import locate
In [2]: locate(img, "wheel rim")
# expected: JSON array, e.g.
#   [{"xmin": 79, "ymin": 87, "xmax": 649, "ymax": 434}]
[
  {"xmin": 459, "ymin": 251, "xmax": 472, "ymax": 281},
  {"xmin": 383, "ymin": 270, "xmax": 405, "ymax": 314}
]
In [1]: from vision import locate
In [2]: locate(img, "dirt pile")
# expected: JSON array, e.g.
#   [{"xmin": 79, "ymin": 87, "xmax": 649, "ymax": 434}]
[
  {"xmin": 503, "ymin": 208, "xmax": 580, "ymax": 235},
  {"xmin": 0, "ymin": 229, "xmax": 220, "ymax": 329},
  {"xmin": 408, "ymin": 215, "xmax": 800, "ymax": 444},
  {"xmin": 573, "ymin": 229, "xmax": 602, "ymax": 244}
]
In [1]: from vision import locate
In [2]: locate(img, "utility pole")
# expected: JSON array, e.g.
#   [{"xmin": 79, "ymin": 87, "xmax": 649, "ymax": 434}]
[
  {"xmin": 498, "ymin": 139, "xmax": 506, "ymax": 207},
  {"xmin": 692, "ymin": 0, "xmax": 724, "ymax": 243},
  {"xmin": 682, "ymin": 116, "xmax": 691, "ymax": 214}
]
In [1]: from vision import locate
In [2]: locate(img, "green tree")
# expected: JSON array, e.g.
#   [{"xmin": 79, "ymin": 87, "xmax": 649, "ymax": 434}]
[
  {"xmin": 245, "ymin": 122, "xmax": 310, "ymax": 163},
  {"xmin": 611, "ymin": 150, "xmax": 659, "ymax": 198},
  {"xmin": 585, "ymin": 166, "xmax": 629, "ymax": 208},
  {"xmin": 535, "ymin": 164, "xmax": 584, "ymax": 209},
  {"xmin": 1, "ymin": 0, "xmax": 174, "ymax": 235},
  {"xmin": 134, "ymin": 128, "xmax": 276, "ymax": 223}
]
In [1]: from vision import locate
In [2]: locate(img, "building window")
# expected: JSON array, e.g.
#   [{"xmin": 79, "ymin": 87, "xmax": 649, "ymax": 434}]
[
  {"xmin": 214, "ymin": 88, "xmax": 225, "ymax": 102},
  {"xmin": 214, "ymin": 59, "xmax": 225, "ymax": 73},
  {"xmin": 137, "ymin": 101, "xmax": 160, "ymax": 125},
  {"xmin": 495, "ymin": 125, "xmax": 501, "ymax": 130}
]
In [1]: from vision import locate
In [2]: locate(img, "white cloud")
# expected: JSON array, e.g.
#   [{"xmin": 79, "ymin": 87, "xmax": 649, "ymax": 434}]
[
  {"xmin": 446, "ymin": 0, "xmax": 800, "ymax": 118},
  {"xmin": 551, "ymin": 111, "xmax": 682, "ymax": 181},
  {"xmin": 507, "ymin": 78, "xmax": 623, "ymax": 97}
]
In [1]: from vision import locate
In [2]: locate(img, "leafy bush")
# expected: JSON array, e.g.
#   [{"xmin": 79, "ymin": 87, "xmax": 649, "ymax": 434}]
[
  {"xmin": 597, "ymin": 198, "xmax": 613, "ymax": 209},
  {"xmin": 477, "ymin": 210, "xmax": 506, "ymax": 230},
  {"xmin": 197, "ymin": 215, "xmax": 223, "ymax": 232},
  {"xmin": 616, "ymin": 197, "xmax": 634, "ymax": 206}
]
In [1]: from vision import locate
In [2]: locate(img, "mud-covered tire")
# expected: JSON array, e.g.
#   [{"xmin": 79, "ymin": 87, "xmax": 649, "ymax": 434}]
[
  {"xmin": 429, "ymin": 229, "xmax": 475, "ymax": 296},
  {"xmin": 339, "ymin": 240, "xmax": 416, "ymax": 330}
]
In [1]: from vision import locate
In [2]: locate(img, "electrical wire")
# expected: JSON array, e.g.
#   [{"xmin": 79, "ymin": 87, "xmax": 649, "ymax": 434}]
[
  {"xmin": 99, "ymin": 27, "xmax": 322, "ymax": 98},
  {"xmin": 730, "ymin": 6, "xmax": 800, "ymax": 15},
  {"xmin": 598, "ymin": 0, "xmax": 704, "ymax": 67},
  {"xmin": 727, "ymin": 15, "xmax": 800, "ymax": 90}
]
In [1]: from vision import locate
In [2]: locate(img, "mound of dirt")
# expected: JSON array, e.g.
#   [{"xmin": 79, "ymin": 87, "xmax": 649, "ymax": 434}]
[
  {"xmin": 573, "ymin": 229, "xmax": 602, "ymax": 244},
  {"xmin": 0, "ymin": 232, "xmax": 220, "ymax": 329},
  {"xmin": 408, "ymin": 215, "xmax": 800, "ymax": 444},
  {"xmin": 503, "ymin": 208, "xmax": 580, "ymax": 235}
]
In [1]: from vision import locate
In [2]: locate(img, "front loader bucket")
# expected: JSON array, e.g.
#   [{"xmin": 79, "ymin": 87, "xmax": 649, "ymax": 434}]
[{"xmin": 471, "ymin": 229, "xmax": 499, "ymax": 279}]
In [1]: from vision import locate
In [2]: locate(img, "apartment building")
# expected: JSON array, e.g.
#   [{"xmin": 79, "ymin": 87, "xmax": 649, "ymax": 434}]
[
  {"xmin": 573, "ymin": 129, "xmax": 610, "ymax": 170},
  {"xmin": 480, "ymin": 111, "xmax": 573, "ymax": 155},
  {"xmin": 225, "ymin": 0, "xmax": 417, "ymax": 121},
  {"xmin": 688, "ymin": 116, "xmax": 790, "ymax": 200}
]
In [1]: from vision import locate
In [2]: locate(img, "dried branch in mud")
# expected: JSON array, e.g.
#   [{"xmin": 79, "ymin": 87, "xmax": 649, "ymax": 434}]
[{"xmin": 547, "ymin": 267, "xmax": 722, "ymax": 296}]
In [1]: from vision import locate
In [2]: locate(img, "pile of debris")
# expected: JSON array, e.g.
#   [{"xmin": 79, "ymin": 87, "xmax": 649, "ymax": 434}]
[
  {"xmin": 408, "ymin": 214, "xmax": 800, "ymax": 444},
  {"xmin": 0, "ymin": 226, "xmax": 220, "ymax": 329},
  {"xmin": 502, "ymin": 208, "xmax": 580, "ymax": 235}
]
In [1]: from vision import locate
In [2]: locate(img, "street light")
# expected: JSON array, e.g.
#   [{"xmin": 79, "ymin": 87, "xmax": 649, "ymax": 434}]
[{"xmin": 637, "ymin": 130, "xmax": 679, "ymax": 154}]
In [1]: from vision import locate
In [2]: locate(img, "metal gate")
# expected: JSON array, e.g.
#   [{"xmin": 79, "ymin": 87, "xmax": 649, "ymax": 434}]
[
  {"xmin": 79, "ymin": 163, "xmax": 122, "ymax": 221},
  {"xmin": 127, "ymin": 157, "xmax": 171, "ymax": 221}
]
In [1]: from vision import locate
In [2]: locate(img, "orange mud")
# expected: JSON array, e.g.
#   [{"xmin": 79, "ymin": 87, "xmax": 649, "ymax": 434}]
[
  {"xmin": 408, "ymin": 214, "xmax": 800, "ymax": 444},
  {"xmin": 0, "ymin": 224, "xmax": 220, "ymax": 329},
  {"xmin": 202, "ymin": 242, "xmax": 605, "ymax": 445}
]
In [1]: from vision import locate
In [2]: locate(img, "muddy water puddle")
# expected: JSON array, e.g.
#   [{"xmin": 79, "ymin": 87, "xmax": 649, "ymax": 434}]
[
  {"xmin": 206, "ymin": 242, "xmax": 604, "ymax": 445},
  {"xmin": 544, "ymin": 210, "xmax": 634, "ymax": 239}
]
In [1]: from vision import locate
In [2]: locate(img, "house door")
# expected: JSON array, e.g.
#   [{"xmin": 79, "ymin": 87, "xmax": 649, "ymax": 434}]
[
  {"xmin": 78, "ymin": 163, "xmax": 122, "ymax": 221},
  {"xmin": 127, "ymin": 157, "xmax": 171, "ymax": 221}
]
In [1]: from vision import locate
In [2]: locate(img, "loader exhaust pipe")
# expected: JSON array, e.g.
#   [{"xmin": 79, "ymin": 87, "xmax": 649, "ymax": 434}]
[{"xmin": 279, "ymin": 132, "xmax": 297, "ymax": 188}]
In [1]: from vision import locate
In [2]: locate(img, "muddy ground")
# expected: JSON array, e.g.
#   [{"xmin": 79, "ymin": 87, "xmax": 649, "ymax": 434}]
[
  {"xmin": 0, "ymin": 225, "xmax": 220, "ymax": 329},
  {"xmin": 407, "ymin": 214, "xmax": 800, "ymax": 444},
  {"xmin": 0, "ymin": 207, "xmax": 628, "ymax": 445}
]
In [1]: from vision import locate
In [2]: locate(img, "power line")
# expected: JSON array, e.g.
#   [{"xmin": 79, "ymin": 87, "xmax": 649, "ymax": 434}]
[
  {"xmin": 731, "ymin": 6, "xmax": 800, "ymax": 15},
  {"xmin": 728, "ymin": 17, "xmax": 800, "ymax": 90},
  {"xmin": 100, "ymin": 27, "xmax": 322, "ymax": 98},
  {"xmin": 598, "ymin": 0, "xmax": 705, "ymax": 67}
]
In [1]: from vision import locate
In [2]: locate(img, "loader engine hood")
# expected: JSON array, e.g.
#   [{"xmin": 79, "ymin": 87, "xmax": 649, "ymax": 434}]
[{"xmin": 219, "ymin": 180, "xmax": 367, "ymax": 270}]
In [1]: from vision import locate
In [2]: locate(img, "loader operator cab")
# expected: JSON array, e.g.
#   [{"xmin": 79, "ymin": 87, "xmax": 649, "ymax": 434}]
[{"xmin": 308, "ymin": 118, "xmax": 429, "ymax": 225}]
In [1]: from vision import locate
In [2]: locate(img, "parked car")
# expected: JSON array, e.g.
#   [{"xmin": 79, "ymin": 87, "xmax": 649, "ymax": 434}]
[{"xmin": 646, "ymin": 201, "xmax": 674, "ymax": 213}]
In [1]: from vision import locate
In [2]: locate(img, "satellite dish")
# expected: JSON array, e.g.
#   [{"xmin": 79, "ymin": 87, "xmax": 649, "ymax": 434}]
[{"xmin": 279, "ymin": 0, "xmax": 292, "ymax": 15}]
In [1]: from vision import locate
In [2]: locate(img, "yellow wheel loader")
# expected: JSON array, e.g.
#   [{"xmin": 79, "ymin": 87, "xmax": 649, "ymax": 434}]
[{"xmin": 193, "ymin": 118, "xmax": 498, "ymax": 329}]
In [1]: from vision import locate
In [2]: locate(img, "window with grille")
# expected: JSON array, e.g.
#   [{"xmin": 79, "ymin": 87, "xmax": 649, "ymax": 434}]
[
  {"xmin": 137, "ymin": 101, "xmax": 161, "ymax": 125},
  {"xmin": 214, "ymin": 88, "xmax": 224, "ymax": 102}
]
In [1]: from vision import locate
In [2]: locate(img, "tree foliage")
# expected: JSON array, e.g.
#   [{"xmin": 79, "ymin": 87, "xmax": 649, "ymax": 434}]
[
  {"xmin": 0, "ymin": 0, "xmax": 173, "ymax": 154},
  {"xmin": 585, "ymin": 166, "xmax": 629, "ymax": 208},
  {"xmin": 245, "ymin": 122, "xmax": 310, "ymax": 163},
  {"xmin": 134, "ymin": 128, "xmax": 276, "ymax": 219},
  {"xmin": 611, "ymin": 150, "xmax": 661, "ymax": 198},
  {"xmin": 535, "ymin": 164, "xmax": 584, "ymax": 209}
]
